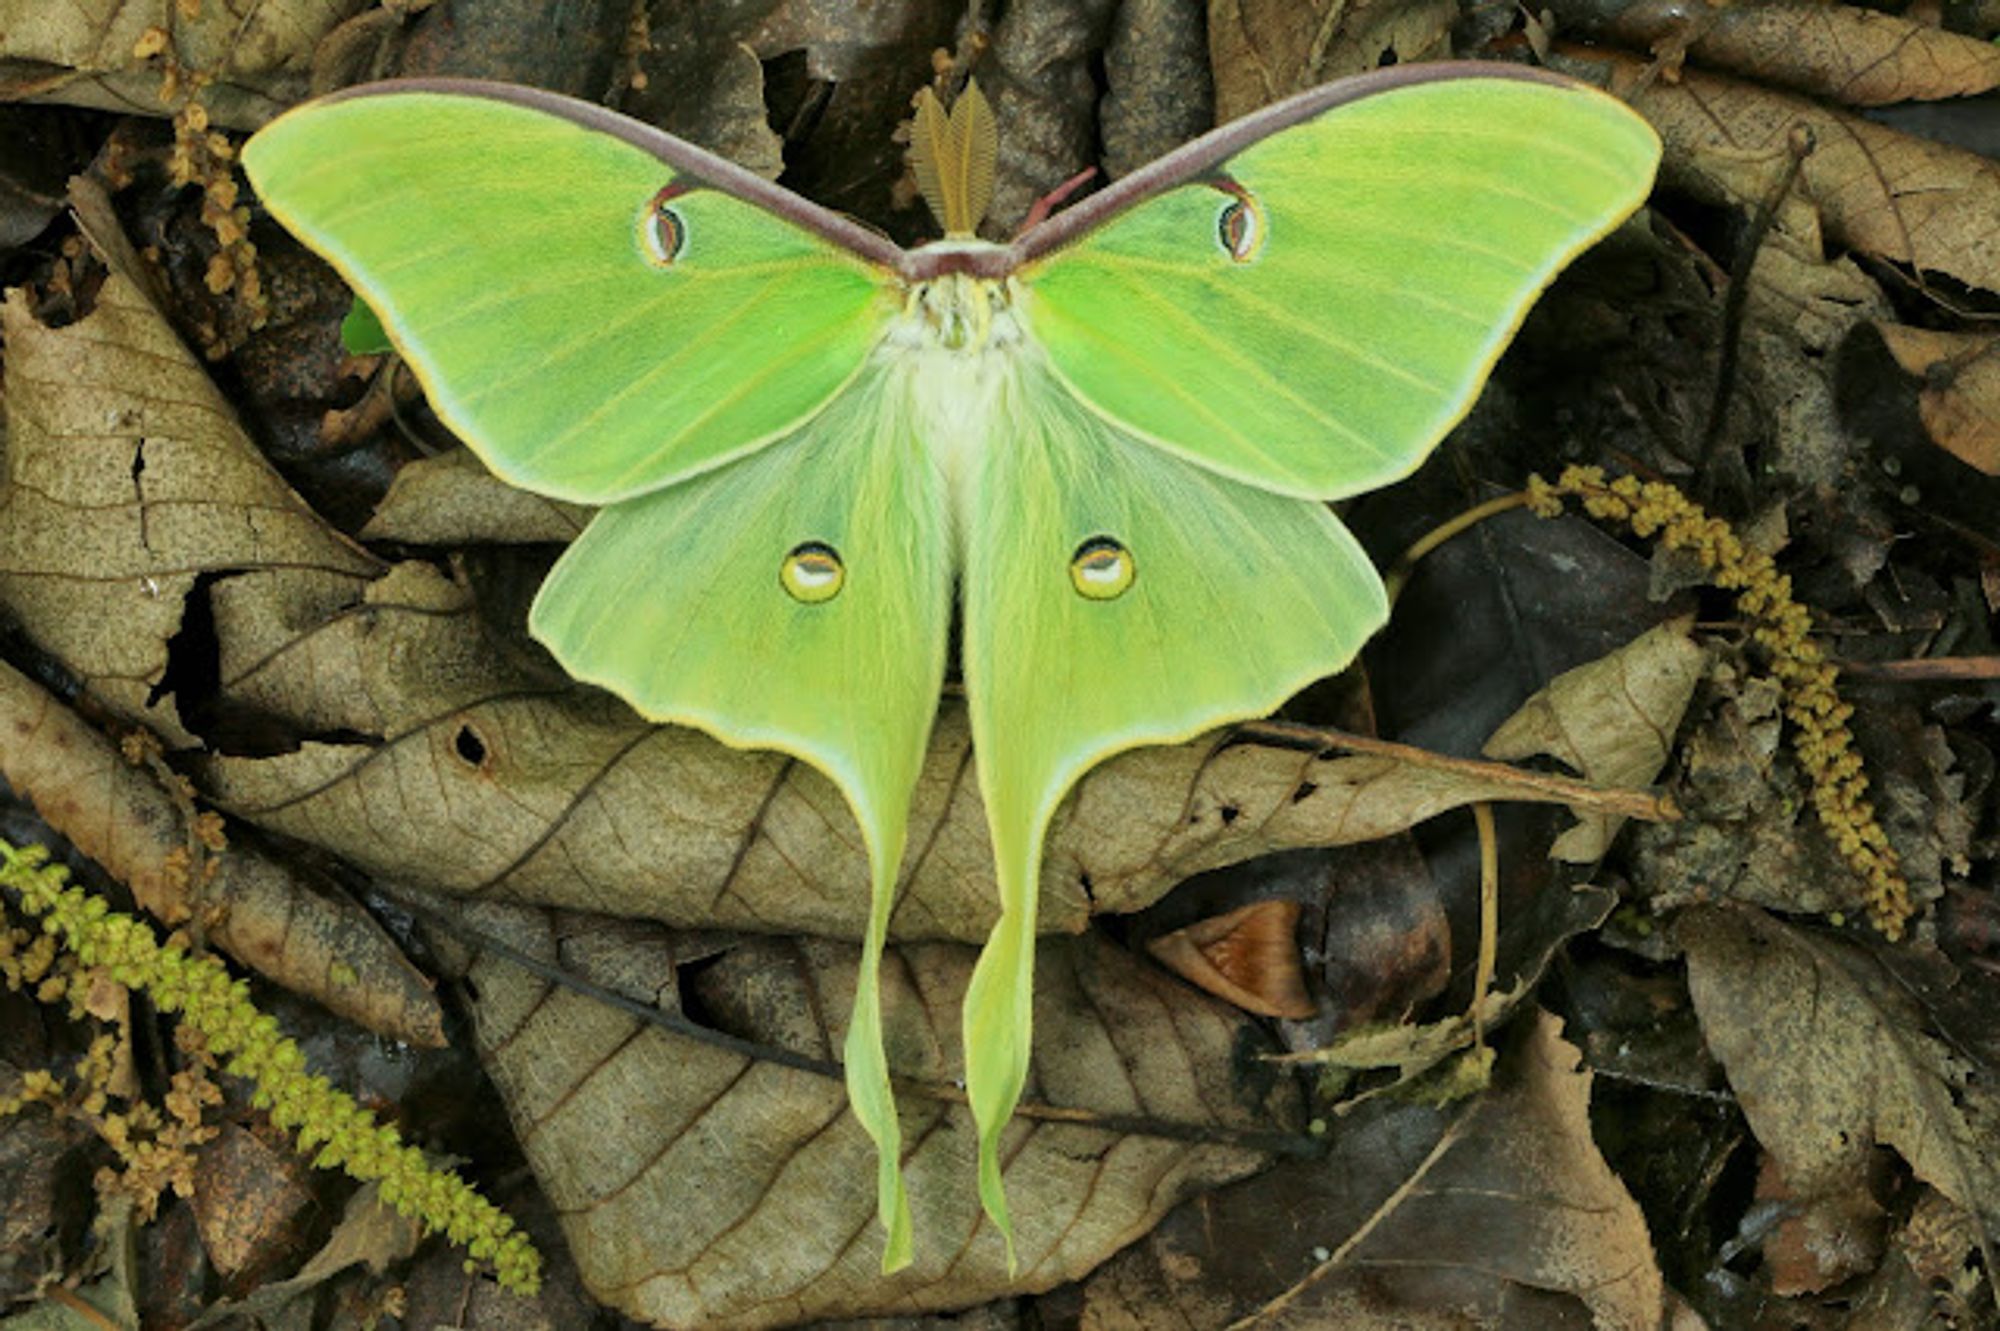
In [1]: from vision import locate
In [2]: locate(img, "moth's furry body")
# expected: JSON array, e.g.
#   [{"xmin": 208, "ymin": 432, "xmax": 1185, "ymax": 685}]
[{"xmin": 889, "ymin": 260, "xmax": 1028, "ymax": 508}]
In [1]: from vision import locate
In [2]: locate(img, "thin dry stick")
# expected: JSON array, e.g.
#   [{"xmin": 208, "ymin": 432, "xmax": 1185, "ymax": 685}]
[
  {"xmin": 1469, "ymin": 802, "xmax": 1500, "ymax": 1048},
  {"xmin": 1237, "ymin": 718, "xmax": 1677, "ymax": 824}
]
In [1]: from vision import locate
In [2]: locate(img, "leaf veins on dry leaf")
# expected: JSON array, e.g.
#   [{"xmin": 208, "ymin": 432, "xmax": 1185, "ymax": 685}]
[
  {"xmin": 1551, "ymin": 0, "xmax": 2000, "ymax": 107},
  {"xmin": 1680, "ymin": 907, "xmax": 2000, "ymax": 1288},
  {"xmin": 1589, "ymin": 50, "xmax": 2000, "ymax": 295},
  {"xmin": 436, "ymin": 902, "xmax": 1298, "ymax": 1327}
]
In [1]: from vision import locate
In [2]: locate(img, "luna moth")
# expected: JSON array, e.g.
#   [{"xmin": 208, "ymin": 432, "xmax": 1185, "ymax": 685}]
[{"xmin": 242, "ymin": 62, "xmax": 1660, "ymax": 1272}]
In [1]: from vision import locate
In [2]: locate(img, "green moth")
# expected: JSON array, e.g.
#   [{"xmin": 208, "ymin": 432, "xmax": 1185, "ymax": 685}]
[{"xmin": 242, "ymin": 63, "xmax": 1660, "ymax": 1272}]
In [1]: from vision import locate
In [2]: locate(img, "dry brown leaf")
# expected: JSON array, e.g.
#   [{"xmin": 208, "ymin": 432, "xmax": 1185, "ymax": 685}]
[
  {"xmin": 1591, "ymin": 52, "xmax": 2000, "ymax": 296},
  {"xmin": 0, "ymin": 272, "xmax": 378, "ymax": 745},
  {"xmin": 1208, "ymin": 0, "xmax": 1454, "ymax": 122},
  {"xmin": 197, "ymin": 555, "xmax": 1650, "ymax": 942},
  {"xmin": 445, "ymin": 904, "xmax": 1296, "ymax": 1327},
  {"xmin": 0, "ymin": 0, "xmax": 362, "ymax": 127},
  {"xmin": 0, "ymin": 657, "xmax": 444, "ymax": 1046},
  {"xmin": 1680, "ymin": 907, "xmax": 2000, "ymax": 1276},
  {"xmin": 1080, "ymin": 1010, "xmax": 1666, "ymax": 1329},
  {"xmin": 360, "ymin": 447, "xmax": 591, "ymax": 545},
  {"xmin": 1145, "ymin": 899, "xmax": 1313, "ymax": 1019},
  {"xmin": 1484, "ymin": 617, "xmax": 1704, "ymax": 862},
  {"xmin": 1873, "ymin": 323, "xmax": 2000, "ymax": 475},
  {"xmin": 185, "ymin": 1180, "xmax": 425, "ymax": 1326},
  {"xmin": 1580, "ymin": 0, "xmax": 2000, "ymax": 106}
]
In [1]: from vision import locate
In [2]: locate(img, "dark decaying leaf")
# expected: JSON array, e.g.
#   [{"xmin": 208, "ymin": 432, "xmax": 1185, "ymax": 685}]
[
  {"xmin": 630, "ymin": 6, "xmax": 787, "ymax": 179},
  {"xmin": 1065, "ymin": 1010, "xmax": 1665, "ymax": 1330},
  {"xmin": 1099, "ymin": 0, "xmax": 1212, "ymax": 182},
  {"xmin": 0, "ymin": 655, "xmax": 444, "ymax": 1047},
  {"xmin": 397, "ymin": 0, "xmax": 622, "ymax": 97},
  {"xmin": 435, "ymin": 901, "xmax": 1298, "ymax": 1327},
  {"xmin": 1355, "ymin": 486, "xmax": 1688, "ymax": 763},
  {"xmin": 979, "ymin": 0, "xmax": 1116, "ymax": 236}
]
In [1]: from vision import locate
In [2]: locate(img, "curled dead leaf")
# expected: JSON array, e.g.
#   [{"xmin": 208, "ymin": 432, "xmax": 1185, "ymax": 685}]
[
  {"xmin": 1146, "ymin": 899, "xmax": 1313, "ymax": 1019},
  {"xmin": 1483, "ymin": 617, "xmax": 1704, "ymax": 862},
  {"xmin": 0, "ymin": 658, "xmax": 444, "ymax": 1046},
  {"xmin": 1560, "ymin": 0, "xmax": 2000, "ymax": 106}
]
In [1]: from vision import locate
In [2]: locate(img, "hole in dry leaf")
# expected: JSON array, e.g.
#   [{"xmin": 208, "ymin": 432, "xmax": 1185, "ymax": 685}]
[
  {"xmin": 1219, "ymin": 804, "xmax": 1241, "ymax": 826},
  {"xmin": 1292, "ymin": 782, "xmax": 1317, "ymax": 803},
  {"xmin": 453, "ymin": 724, "xmax": 488, "ymax": 769}
]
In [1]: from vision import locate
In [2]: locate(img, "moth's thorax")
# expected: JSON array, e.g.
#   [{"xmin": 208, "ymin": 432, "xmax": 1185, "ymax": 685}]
[{"xmin": 880, "ymin": 257, "xmax": 1035, "ymax": 499}]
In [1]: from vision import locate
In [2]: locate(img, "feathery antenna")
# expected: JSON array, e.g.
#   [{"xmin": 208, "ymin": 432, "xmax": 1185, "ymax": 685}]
[{"xmin": 910, "ymin": 79, "xmax": 996, "ymax": 238}]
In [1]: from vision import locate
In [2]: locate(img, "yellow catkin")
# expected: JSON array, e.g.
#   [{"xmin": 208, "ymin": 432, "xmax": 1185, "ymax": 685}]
[
  {"xmin": 0, "ymin": 840, "xmax": 541, "ymax": 1292},
  {"xmin": 1527, "ymin": 466, "xmax": 1913, "ymax": 939}
]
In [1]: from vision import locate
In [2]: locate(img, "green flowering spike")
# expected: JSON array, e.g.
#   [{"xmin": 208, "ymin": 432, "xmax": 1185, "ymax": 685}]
[{"xmin": 0, "ymin": 838, "xmax": 542, "ymax": 1293}]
